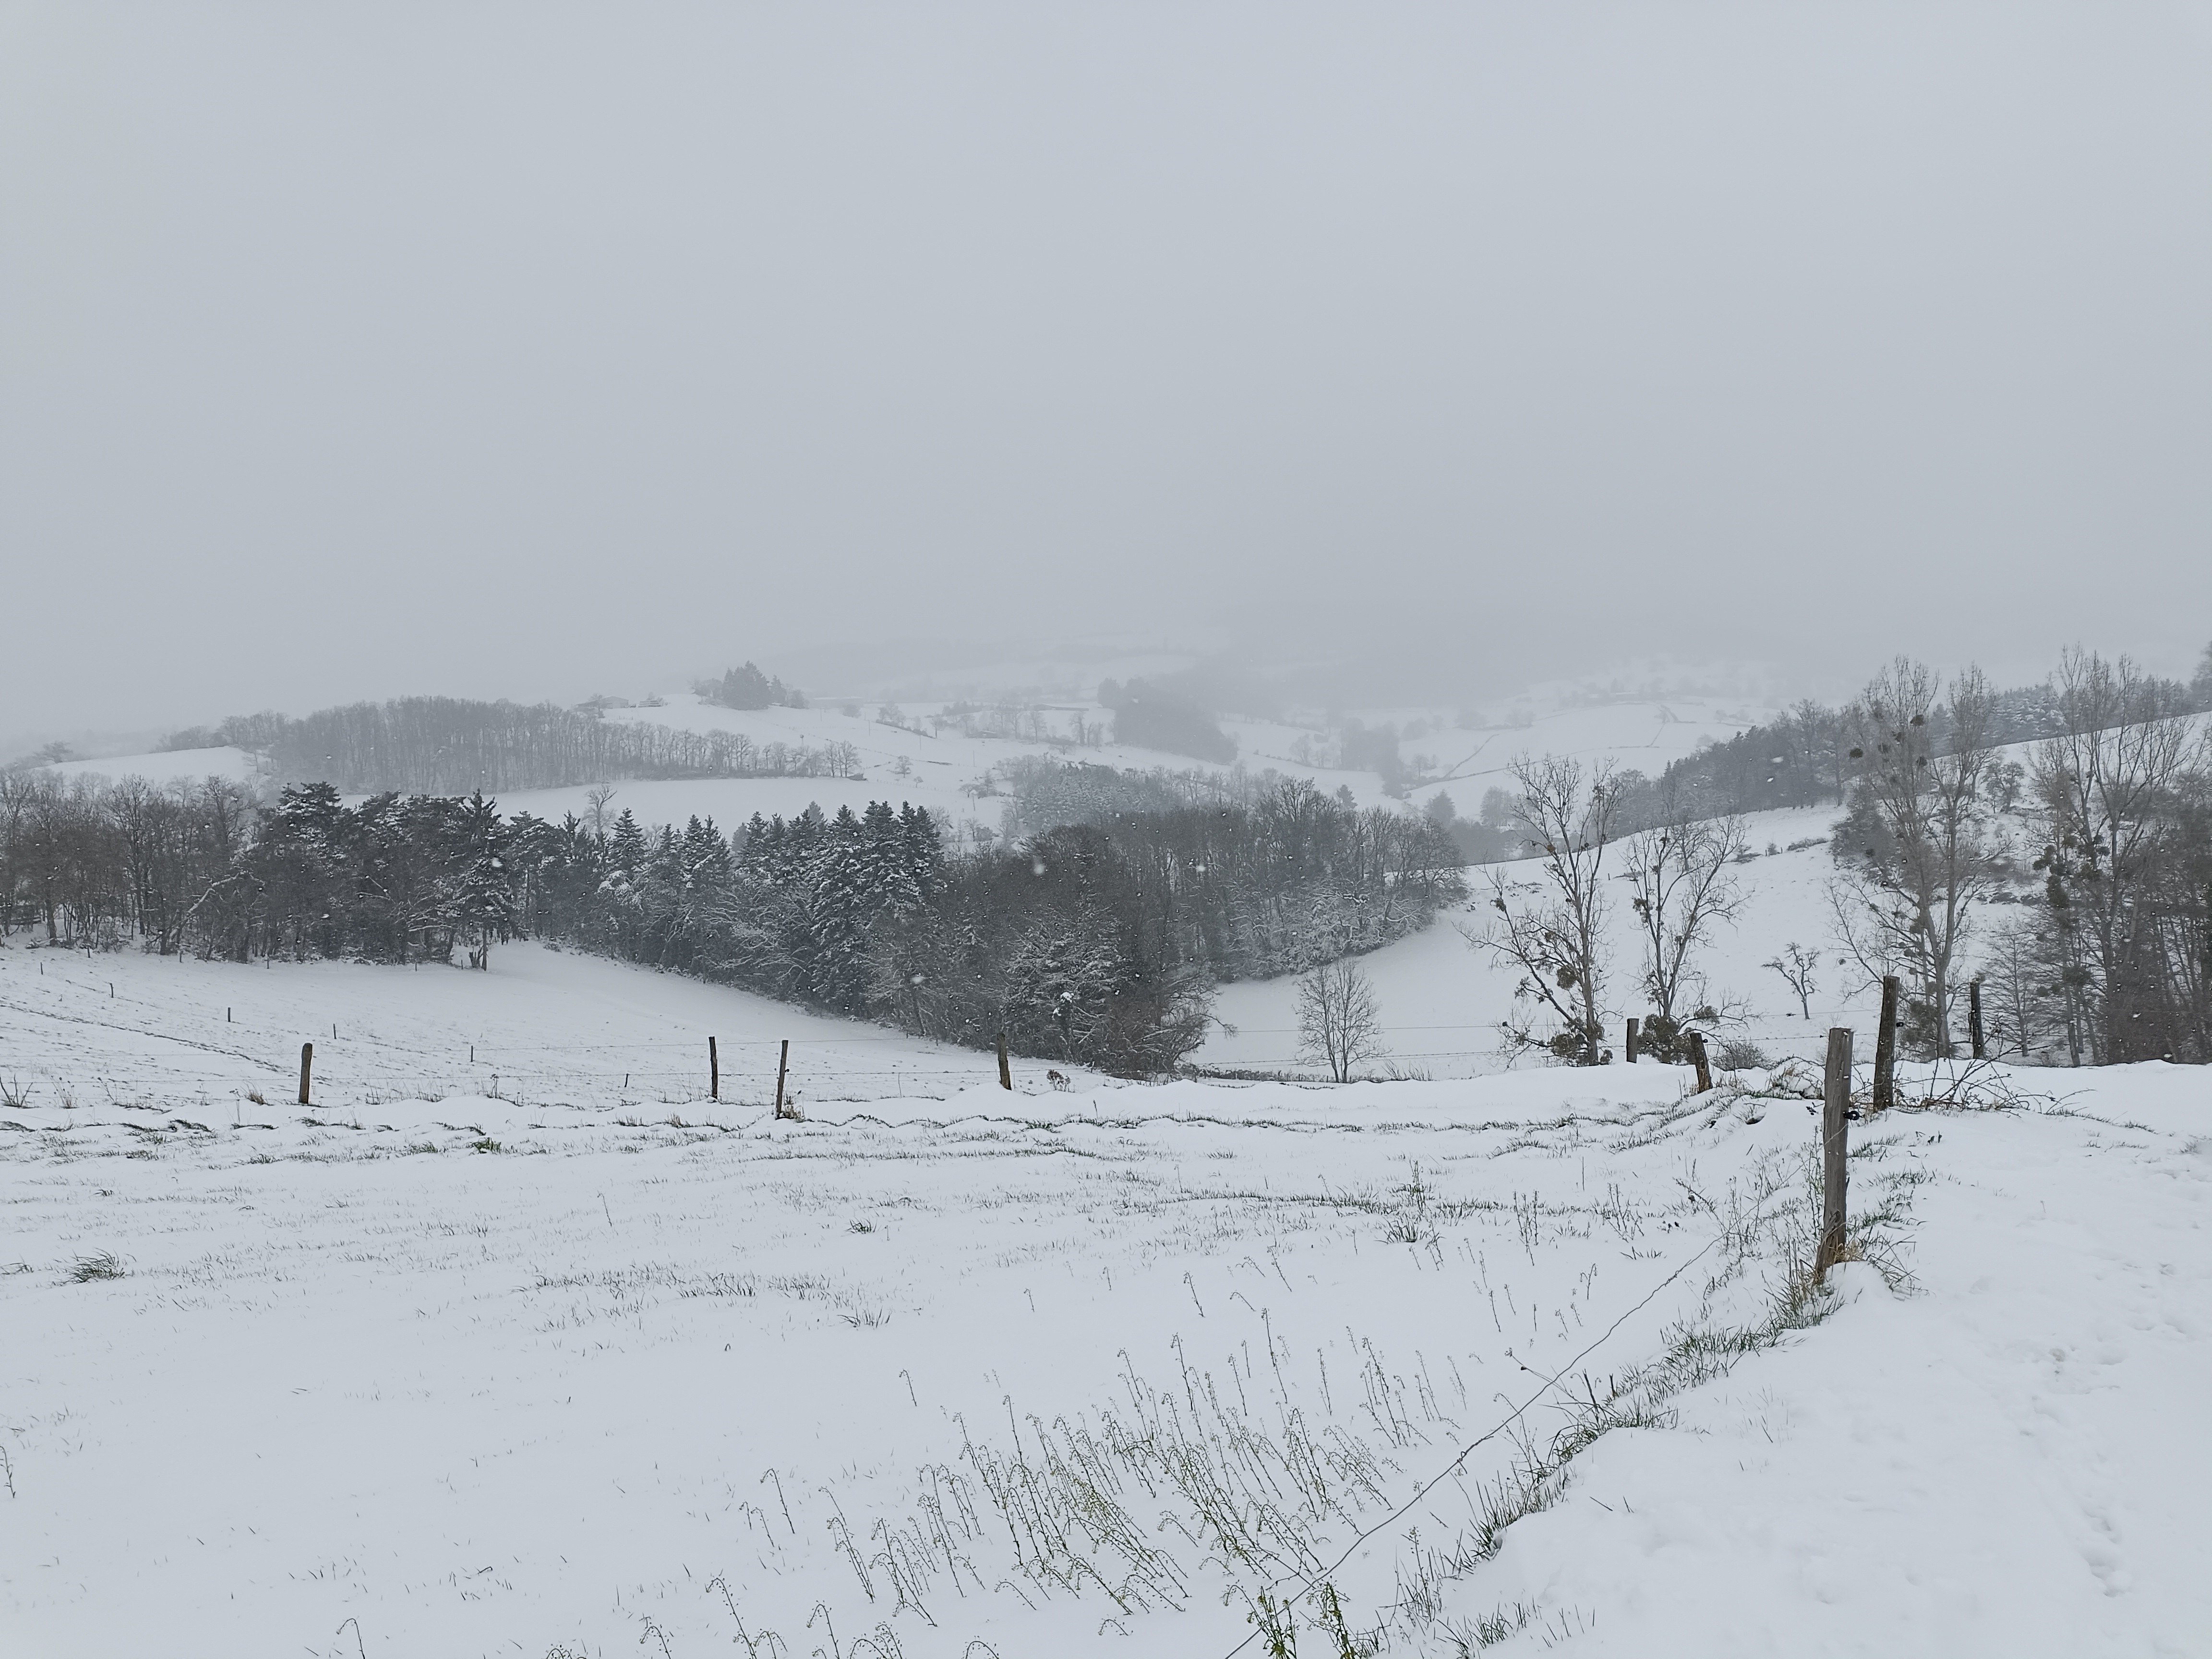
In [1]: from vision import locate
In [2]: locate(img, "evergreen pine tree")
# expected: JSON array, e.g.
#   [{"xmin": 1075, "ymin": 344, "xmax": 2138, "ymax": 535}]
[
  {"xmin": 450, "ymin": 790, "xmax": 515, "ymax": 969},
  {"xmin": 609, "ymin": 809, "xmax": 647, "ymax": 874}
]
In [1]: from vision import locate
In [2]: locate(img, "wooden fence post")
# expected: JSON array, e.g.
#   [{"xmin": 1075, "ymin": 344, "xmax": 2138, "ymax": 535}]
[
  {"xmin": 1624, "ymin": 1017, "xmax": 1639, "ymax": 1063},
  {"xmin": 1686, "ymin": 1030, "xmax": 1712, "ymax": 1094},
  {"xmin": 709, "ymin": 1036, "xmax": 719, "ymax": 1102},
  {"xmin": 997, "ymin": 1032, "xmax": 1013, "ymax": 1091},
  {"xmin": 774, "ymin": 1040, "xmax": 790, "ymax": 1118},
  {"xmin": 1873, "ymin": 975, "xmax": 1899, "ymax": 1112},
  {"xmin": 1968, "ymin": 979, "xmax": 1985, "ymax": 1060},
  {"xmin": 1815, "ymin": 1025, "xmax": 1852, "ymax": 1283},
  {"xmin": 297, "ymin": 1041, "xmax": 313, "ymax": 1106}
]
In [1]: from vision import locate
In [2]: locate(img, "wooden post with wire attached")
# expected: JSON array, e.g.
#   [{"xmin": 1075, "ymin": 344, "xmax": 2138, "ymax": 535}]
[
  {"xmin": 1624, "ymin": 1017, "xmax": 1639, "ymax": 1063},
  {"xmin": 1686, "ymin": 1030, "xmax": 1712, "ymax": 1094},
  {"xmin": 1815, "ymin": 1025, "xmax": 1852, "ymax": 1284},
  {"xmin": 1872, "ymin": 975, "xmax": 1900, "ymax": 1111},
  {"xmin": 709, "ymin": 1036, "xmax": 719, "ymax": 1102},
  {"xmin": 773, "ymin": 1040, "xmax": 790, "ymax": 1119},
  {"xmin": 1968, "ymin": 979, "xmax": 1986, "ymax": 1060},
  {"xmin": 997, "ymin": 1031, "xmax": 1013, "ymax": 1091},
  {"xmin": 297, "ymin": 1042, "xmax": 313, "ymax": 1106}
]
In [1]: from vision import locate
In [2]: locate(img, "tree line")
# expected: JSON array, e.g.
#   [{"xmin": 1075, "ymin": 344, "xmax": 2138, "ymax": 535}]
[
  {"xmin": 991, "ymin": 755, "xmax": 1275, "ymax": 836},
  {"xmin": 695, "ymin": 661, "xmax": 807, "ymax": 710},
  {"xmin": 0, "ymin": 773, "xmax": 519, "ymax": 970},
  {"xmin": 0, "ymin": 769, "xmax": 1464, "ymax": 1077},
  {"xmin": 1422, "ymin": 647, "xmax": 2212, "ymax": 869},
  {"xmin": 1473, "ymin": 647, "xmax": 2212, "ymax": 1068},
  {"xmin": 158, "ymin": 696, "xmax": 863, "ymax": 794},
  {"xmin": 1096, "ymin": 678, "xmax": 1238, "ymax": 763},
  {"xmin": 1648, "ymin": 649, "xmax": 2212, "ymax": 818},
  {"xmin": 990, "ymin": 758, "xmax": 1469, "ymax": 972}
]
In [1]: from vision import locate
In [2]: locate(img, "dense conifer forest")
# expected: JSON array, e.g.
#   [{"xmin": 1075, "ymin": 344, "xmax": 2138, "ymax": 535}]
[{"xmin": 0, "ymin": 771, "xmax": 1463, "ymax": 1075}]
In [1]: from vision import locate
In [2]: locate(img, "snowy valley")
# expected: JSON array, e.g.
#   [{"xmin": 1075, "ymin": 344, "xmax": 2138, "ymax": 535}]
[
  {"xmin": 5, "ymin": 675, "xmax": 2209, "ymax": 1656},
  {"xmin": 12, "ymin": 11, "xmax": 2211, "ymax": 1654}
]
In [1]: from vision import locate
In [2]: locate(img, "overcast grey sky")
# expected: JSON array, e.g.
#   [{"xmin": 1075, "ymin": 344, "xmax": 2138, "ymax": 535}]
[{"xmin": 5, "ymin": 2, "xmax": 2209, "ymax": 736}]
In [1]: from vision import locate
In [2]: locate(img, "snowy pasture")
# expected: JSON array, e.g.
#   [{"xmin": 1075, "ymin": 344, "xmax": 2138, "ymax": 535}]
[
  {"xmin": 47, "ymin": 745, "xmax": 262, "ymax": 789},
  {"xmin": 3, "ymin": 936, "xmax": 2208, "ymax": 1657},
  {"xmin": 0, "ymin": 941, "xmax": 1021, "ymax": 1118}
]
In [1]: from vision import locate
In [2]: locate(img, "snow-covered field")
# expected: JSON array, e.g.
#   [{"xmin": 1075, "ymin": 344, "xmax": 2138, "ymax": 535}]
[
  {"xmin": 9, "ymin": 724, "xmax": 2205, "ymax": 1657},
  {"xmin": 0, "ymin": 941, "xmax": 1024, "ymax": 1117},
  {"xmin": 3, "ymin": 934, "xmax": 2207, "ymax": 1657},
  {"xmin": 48, "ymin": 745, "xmax": 262, "ymax": 788}
]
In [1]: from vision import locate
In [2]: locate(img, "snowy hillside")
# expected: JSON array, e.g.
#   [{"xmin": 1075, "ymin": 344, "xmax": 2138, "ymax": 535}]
[
  {"xmin": 48, "ymin": 694, "xmax": 1768, "ymax": 851},
  {"xmin": 0, "ymin": 941, "xmax": 1043, "ymax": 1118},
  {"xmin": 3, "ymin": 967, "xmax": 2205, "ymax": 1654},
  {"xmin": 47, "ymin": 745, "xmax": 261, "ymax": 788},
  {"xmin": 1405, "ymin": 700, "xmax": 1776, "ymax": 808},
  {"xmin": 571, "ymin": 694, "xmax": 1766, "ymax": 834},
  {"xmin": 1201, "ymin": 805, "xmax": 1850, "ymax": 1080}
]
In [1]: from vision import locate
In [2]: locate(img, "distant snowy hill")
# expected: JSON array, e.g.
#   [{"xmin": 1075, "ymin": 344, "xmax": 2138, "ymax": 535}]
[
  {"xmin": 44, "ymin": 696, "xmax": 1756, "ymax": 875},
  {"xmin": 46, "ymin": 745, "xmax": 260, "ymax": 787}
]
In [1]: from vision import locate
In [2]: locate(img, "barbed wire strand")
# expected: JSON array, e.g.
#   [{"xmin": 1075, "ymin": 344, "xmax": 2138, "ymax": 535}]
[{"xmin": 1216, "ymin": 1217, "xmax": 1736, "ymax": 1659}]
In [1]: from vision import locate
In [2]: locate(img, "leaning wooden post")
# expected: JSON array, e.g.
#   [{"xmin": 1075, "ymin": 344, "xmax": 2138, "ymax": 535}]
[
  {"xmin": 1968, "ymin": 979, "xmax": 1985, "ymax": 1060},
  {"xmin": 1872, "ymin": 975, "xmax": 1899, "ymax": 1112},
  {"xmin": 709, "ymin": 1036, "xmax": 719, "ymax": 1102},
  {"xmin": 1624, "ymin": 1017, "xmax": 1639, "ymax": 1064},
  {"xmin": 1815, "ymin": 1025, "xmax": 1852, "ymax": 1284},
  {"xmin": 297, "ymin": 1041, "xmax": 313, "ymax": 1106},
  {"xmin": 996, "ymin": 1031, "xmax": 1013, "ymax": 1091},
  {"xmin": 773, "ymin": 1039, "xmax": 790, "ymax": 1118},
  {"xmin": 1686, "ymin": 1030, "xmax": 1712, "ymax": 1094}
]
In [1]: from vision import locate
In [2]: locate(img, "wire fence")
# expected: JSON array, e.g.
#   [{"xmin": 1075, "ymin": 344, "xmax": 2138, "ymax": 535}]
[
  {"xmin": 0, "ymin": 1049, "xmax": 1011, "ymax": 1110},
  {"xmin": 0, "ymin": 966, "xmax": 1024, "ymax": 1111},
  {"xmin": 5, "ymin": 958, "xmax": 1827, "ymax": 1116}
]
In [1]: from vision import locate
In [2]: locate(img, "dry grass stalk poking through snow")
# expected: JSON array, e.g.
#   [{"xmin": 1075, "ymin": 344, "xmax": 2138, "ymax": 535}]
[
  {"xmin": 661, "ymin": 1106, "xmax": 1927, "ymax": 1659},
  {"xmin": 66, "ymin": 1250, "xmax": 126, "ymax": 1283}
]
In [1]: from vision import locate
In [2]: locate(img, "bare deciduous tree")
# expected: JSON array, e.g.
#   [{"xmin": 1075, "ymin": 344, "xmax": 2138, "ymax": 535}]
[
  {"xmin": 584, "ymin": 783, "xmax": 617, "ymax": 839},
  {"xmin": 1466, "ymin": 756, "xmax": 1621, "ymax": 1065},
  {"xmin": 1981, "ymin": 913, "xmax": 2068, "ymax": 1061},
  {"xmin": 1624, "ymin": 807, "xmax": 1747, "ymax": 1047},
  {"xmin": 1829, "ymin": 659, "xmax": 2002, "ymax": 1056},
  {"xmin": 1296, "ymin": 958, "xmax": 1385, "ymax": 1082},
  {"xmin": 1763, "ymin": 941, "xmax": 1819, "ymax": 1020}
]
